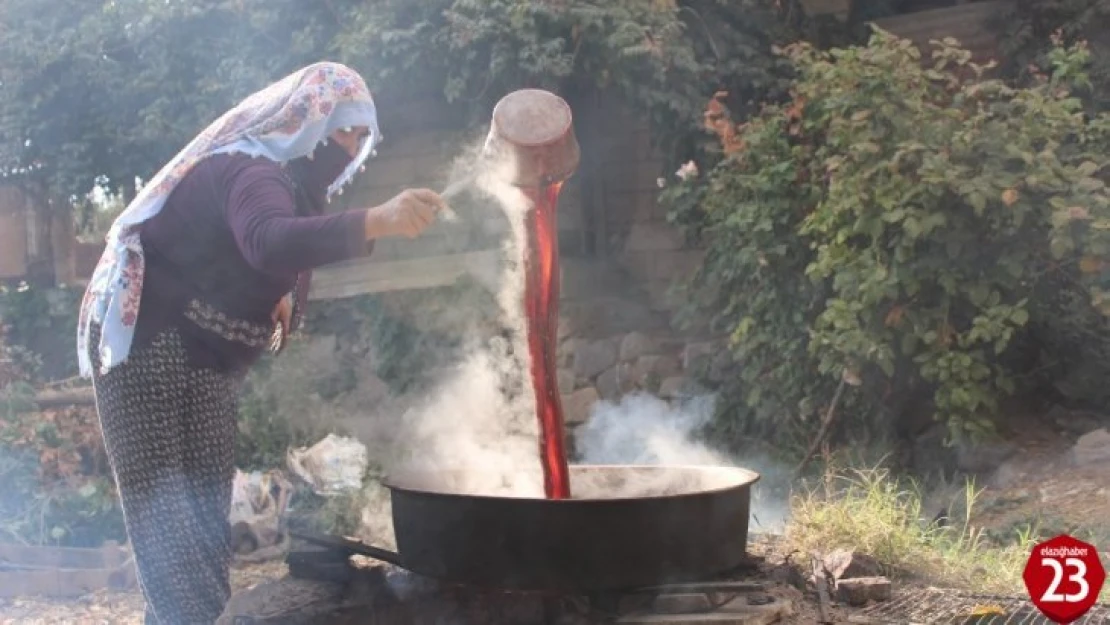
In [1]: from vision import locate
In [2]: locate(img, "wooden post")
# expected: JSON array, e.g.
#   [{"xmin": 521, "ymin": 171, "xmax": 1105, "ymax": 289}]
[{"xmin": 50, "ymin": 208, "xmax": 77, "ymax": 286}]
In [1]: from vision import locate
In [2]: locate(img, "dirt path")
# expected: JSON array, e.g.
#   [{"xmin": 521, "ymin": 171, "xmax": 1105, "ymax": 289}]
[
  {"xmin": 969, "ymin": 415, "xmax": 1110, "ymax": 547},
  {"xmin": 0, "ymin": 560, "xmax": 287, "ymax": 625}
]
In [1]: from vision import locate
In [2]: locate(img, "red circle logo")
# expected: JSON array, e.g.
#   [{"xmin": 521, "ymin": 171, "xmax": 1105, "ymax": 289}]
[{"xmin": 1023, "ymin": 534, "xmax": 1106, "ymax": 624}]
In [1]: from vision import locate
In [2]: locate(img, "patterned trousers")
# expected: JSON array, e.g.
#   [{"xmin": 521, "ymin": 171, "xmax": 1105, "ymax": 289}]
[{"xmin": 89, "ymin": 325, "xmax": 242, "ymax": 624}]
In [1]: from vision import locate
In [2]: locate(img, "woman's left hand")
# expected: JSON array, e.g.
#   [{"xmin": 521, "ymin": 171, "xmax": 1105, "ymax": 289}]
[{"xmin": 272, "ymin": 294, "xmax": 292, "ymax": 337}]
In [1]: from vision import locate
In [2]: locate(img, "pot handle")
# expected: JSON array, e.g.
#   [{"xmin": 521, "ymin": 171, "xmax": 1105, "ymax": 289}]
[{"xmin": 289, "ymin": 529, "xmax": 404, "ymax": 568}]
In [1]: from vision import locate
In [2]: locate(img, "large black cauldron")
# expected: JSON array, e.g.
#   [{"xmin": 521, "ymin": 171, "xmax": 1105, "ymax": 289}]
[{"xmin": 307, "ymin": 464, "xmax": 760, "ymax": 592}]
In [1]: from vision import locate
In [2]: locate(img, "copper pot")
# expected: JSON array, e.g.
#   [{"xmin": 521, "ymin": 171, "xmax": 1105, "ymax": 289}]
[{"xmin": 483, "ymin": 88, "xmax": 581, "ymax": 188}]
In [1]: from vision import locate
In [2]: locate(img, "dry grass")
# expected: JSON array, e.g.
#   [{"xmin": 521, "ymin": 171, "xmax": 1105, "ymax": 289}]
[{"xmin": 785, "ymin": 464, "xmax": 1037, "ymax": 595}]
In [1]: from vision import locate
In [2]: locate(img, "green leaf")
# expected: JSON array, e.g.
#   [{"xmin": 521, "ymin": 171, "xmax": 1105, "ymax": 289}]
[
  {"xmin": 1078, "ymin": 177, "xmax": 1105, "ymax": 191},
  {"xmin": 1077, "ymin": 161, "xmax": 1100, "ymax": 176},
  {"xmin": 968, "ymin": 192, "xmax": 987, "ymax": 214}
]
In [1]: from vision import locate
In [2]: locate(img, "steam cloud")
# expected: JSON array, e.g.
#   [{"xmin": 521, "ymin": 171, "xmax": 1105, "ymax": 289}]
[
  {"xmin": 384, "ymin": 153, "xmax": 542, "ymax": 496},
  {"xmin": 577, "ymin": 394, "xmax": 727, "ymax": 466},
  {"xmin": 348, "ymin": 138, "xmax": 788, "ymax": 548},
  {"xmin": 576, "ymin": 393, "xmax": 789, "ymax": 532}
]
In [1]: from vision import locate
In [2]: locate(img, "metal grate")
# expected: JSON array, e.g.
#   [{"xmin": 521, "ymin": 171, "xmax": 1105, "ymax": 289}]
[{"xmin": 848, "ymin": 587, "xmax": 1110, "ymax": 624}]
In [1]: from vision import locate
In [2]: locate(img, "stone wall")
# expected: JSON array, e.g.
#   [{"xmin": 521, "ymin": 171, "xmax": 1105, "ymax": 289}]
[
  {"xmin": 558, "ymin": 330, "xmax": 729, "ymax": 430},
  {"xmin": 327, "ymin": 95, "xmax": 722, "ymax": 426},
  {"xmin": 334, "ymin": 94, "xmax": 700, "ymax": 317},
  {"xmin": 335, "ymin": 95, "xmax": 724, "ymax": 426},
  {"xmin": 586, "ymin": 97, "xmax": 704, "ymax": 314},
  {"xmin": 0, "ymin": 185, "xmax": 30, "ymax": 279},
  {"xmin": 871, "ymin": 1, "xmax": 1010, "ymax": 65},
  {"xmin": 0, "ymin": 184, "xmax": 74, "ymax": 285},
  {"xmin": 334, "ymin": 128, "xmax": 587, "ymax": 265}
]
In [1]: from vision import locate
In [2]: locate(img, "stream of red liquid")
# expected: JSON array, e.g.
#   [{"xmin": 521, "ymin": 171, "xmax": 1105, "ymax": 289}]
[{"xmin": 523, "ymin": 183, "xmax": 572, "ymax": 500}]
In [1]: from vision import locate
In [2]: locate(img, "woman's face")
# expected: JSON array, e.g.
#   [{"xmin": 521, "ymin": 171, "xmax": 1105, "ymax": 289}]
[{"xmin": 329, "ymin": 126, "xmax": 371, "ymax": 158}]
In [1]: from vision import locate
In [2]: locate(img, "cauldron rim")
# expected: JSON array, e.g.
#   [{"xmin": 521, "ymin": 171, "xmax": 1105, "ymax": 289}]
[{"xmin": 381, "ymin": 463, "xmax": 761, "ymax": 503}]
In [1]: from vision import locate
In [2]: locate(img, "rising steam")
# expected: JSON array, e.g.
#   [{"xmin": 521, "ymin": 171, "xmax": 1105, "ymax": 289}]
[
  {"xmin": 350, "ymin": 137, "xmax": 788, "ymax": 548},
  {"xmin": 576, "ymin": 393, "xmax": 789, "ymax": 532},
  {"xmin": 384, "ymin": 149, "xmax": 541, "ymax": 494}
]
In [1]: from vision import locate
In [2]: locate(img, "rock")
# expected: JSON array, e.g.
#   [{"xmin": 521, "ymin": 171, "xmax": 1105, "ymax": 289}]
[
  {"xmin": 557, "ymin": 368, "xmax": 576, "ymax": 394},
  {"xmin": 559, "ymin": 297, "xmax": 668, "ymax": 338},
  {"xmin": 559, "ymin": 338, "xmax": 588, "ymax": 369},
  {"xmin": 620, "ymin": 355, "xmax": 683, "ymax": 392},
  {"xmin": 596, "ymin": 367, "xmax": 621, "ymax": 401},
  {"xmin": 573, "ymin": 339, "xmax": 618, "ymax": 379},
  {"xmin": 658, "ymin": 376, "xmax": 704, "ymax": 399},
  {"xmin": 956, "ymin": 437, "xmax": 1018, "ymax": 474},
  {"xmin": 354, "ymin": 372, "xmax": 391, "ymax": 404},
  {"xmin": 1073, "ymin": 428, "xmax": 1110, "ymax": 466},
  {"xmin": 563, "ymin": 387, "xmax": 600, "ymax": 425},
  {"xmin": 1047, "ymin": 405, "xmax": 1105, "ymax": 437},
  {"xmin": 910, "ymin": 424, "xmax": 958, "ymax": 478},
  {"xmin": 708, "ymin": 349, "xmax": 734, "ymax": 383},
  {"xmin": 836, "ymin": 577, "xmax": 892, "ymax": 607},
  {"xmin": 768, "ymin": 561, "xmax": 809, "ymax": 591},
  {"xmin": 624, "ymin": 222, "xmax": 685, "ymax": 252},
  {"xmin": 617, "ymin": 362, "xmax": 648, "ymax": 392},
  {"xmin": 822, "ymin": 549, "xmax": 883, "ymax": 582},
  {"xmin": 614, "ymin": 363, "xmax": 643, "ymax": 394},
  {"xmin": 619, "ymin": 332, "xmax": 662, "ymax": 362},
  {"xmin": 988, "ymin": 459, "xmax": 1026, "ymax": 488},
  {"xmin": 683, "ymin": 341, "xmax": 716, "ymax": 372},
  {"xmin": 640, "ymin": 355, "xmax": 682, "ymax": 380},
  {"xmin": 216, "ymin": 575, "xmax": 349, "ymax": 625},
  {"xmin": 557, "ymin": 316, "xmax": 574, "ymax": 340}
]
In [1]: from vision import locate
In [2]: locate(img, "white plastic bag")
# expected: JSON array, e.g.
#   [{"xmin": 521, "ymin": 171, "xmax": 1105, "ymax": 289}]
[
  {"xmin": 286, "ymin": 433, "xmax": 368, "ymax": 496},
  {"xmin": 228, "ymin": 469, "xmax": 293, "ymax": 558}
]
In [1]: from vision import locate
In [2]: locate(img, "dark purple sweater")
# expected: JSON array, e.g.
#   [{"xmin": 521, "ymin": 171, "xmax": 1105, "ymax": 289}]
[{"xmin": 135, "ymin": 144, "xmax": 372, "ymax": 375}]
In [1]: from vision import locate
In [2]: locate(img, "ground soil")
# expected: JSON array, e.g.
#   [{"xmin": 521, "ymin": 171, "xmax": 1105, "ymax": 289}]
[
  {"xmin": 967, "ymin": 413, "xmax": 1110, "ymax": 548},
  {"xmin": 1, "ymin": 413, "xmax": 1106, "ymax": 624},
  {"xmin": 0, "ymin": 560, "xmax": 287, "ymax": 624}
]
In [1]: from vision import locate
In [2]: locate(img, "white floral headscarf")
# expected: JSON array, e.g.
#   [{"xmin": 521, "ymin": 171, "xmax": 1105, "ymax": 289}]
[{"xmin": 77, "ymin": 61, "xmax": 381, "ymax": 377}]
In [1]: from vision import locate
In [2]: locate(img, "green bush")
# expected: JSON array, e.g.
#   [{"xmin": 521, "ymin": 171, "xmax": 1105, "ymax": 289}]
[
  {"xmin": 0, "ymin": 283, "xmax": 82, "ymax": 382},
  {"xmin": 667, "ymin": 29, "xmax": 1110, "ymax": 445},
  {"xmin": 234, "ymin": 283, "xmax": 501, "ymax": 469},
  {"xmin": 0, "ymin": 383, "xmax": 125, "ymax": 547},
  {"xmin": 994, "ymin": 0, "xmax": 1110, "ymax": 111}
]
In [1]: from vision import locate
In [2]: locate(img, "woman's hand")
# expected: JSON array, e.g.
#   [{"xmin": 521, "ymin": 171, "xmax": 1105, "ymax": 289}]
[
  {"xmin": 363, "ymin": 188, "xmax": 447, "ymax": 239},
  {"xmin": 272, "ymin": 294, "xmax": 292, "ymax": 337}
]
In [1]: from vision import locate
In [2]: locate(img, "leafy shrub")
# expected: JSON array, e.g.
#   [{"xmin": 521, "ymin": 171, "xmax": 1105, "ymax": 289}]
[
  {"xmin": 0, "ymin": 385, "xmax": 124, "ymax": 546},
  {"xmin": 666, "ymin": 29, "xmax": 1110, "ymax": 444},
  {"xmin": 234, "ymin": 283, "xmax": 501, "ymax": 469},
  {"xmin": 0, "ymin": 283, "xmax": 82, "ymax": 382},
  {"xmin": 234, "ymin": 340, "xmax": 358, "ymax": 471},
  {"xmin": 994, "ymin": 0, "xmax": 1110, "ymax": 110}
]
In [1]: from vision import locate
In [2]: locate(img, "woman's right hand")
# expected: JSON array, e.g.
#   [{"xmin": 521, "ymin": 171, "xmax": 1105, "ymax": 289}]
[{"xmin": 363, "ymin": 188, "xmax": 447, "ymax": 240}]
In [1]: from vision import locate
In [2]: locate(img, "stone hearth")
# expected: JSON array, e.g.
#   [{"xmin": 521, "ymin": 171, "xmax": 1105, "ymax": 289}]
[{"xmin": 217, "ymin": 540, "xmax": 797, "ymax": 625}]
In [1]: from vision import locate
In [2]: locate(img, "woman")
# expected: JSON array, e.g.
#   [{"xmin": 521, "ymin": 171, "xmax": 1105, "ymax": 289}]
[{"xmin": 76, "ymin": 62, "xmax": 445, "ymax": 624}]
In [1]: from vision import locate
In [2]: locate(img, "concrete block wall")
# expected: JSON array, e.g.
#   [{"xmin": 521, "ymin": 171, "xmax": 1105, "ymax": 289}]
[
  {"xmin": 588, "ymin": 98, "xmax": 703, "ymax": 314},
  {"xmin": 59, "ymin": 95, "xmax": 702, "ymax": 321},
  {"xmin": 331, "ymin": 130, "xmax": 474, "ymax": 262},
  {"xmin": 334, "ymin": 126, "xmax": 587, "ymax": 265},
  {"xmin": 0, "ymin": 185, "xmax": 30, "ymax": 279},
  {"xmin": 319, "ymin": 94, "xmax": 701, "ymax": 320}
]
